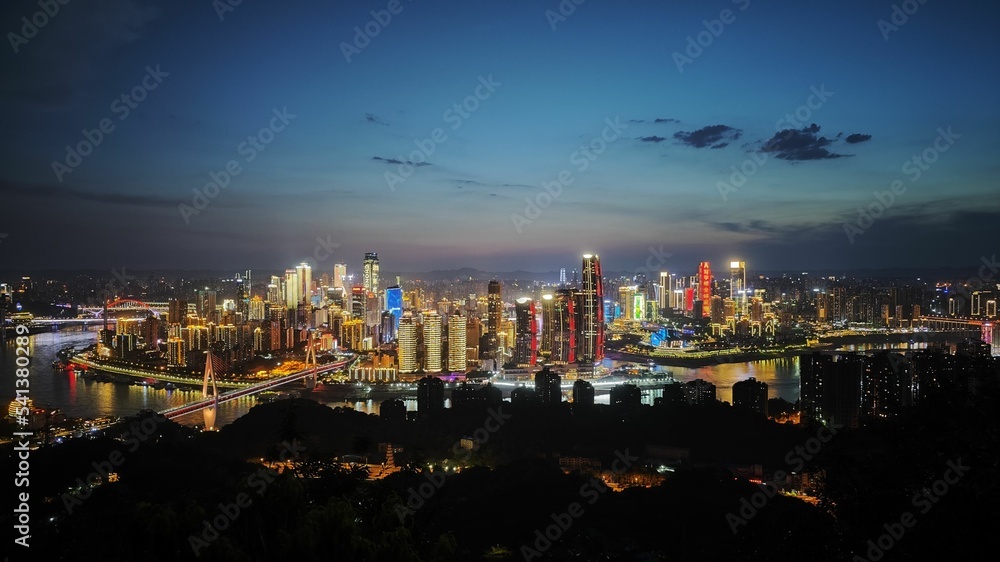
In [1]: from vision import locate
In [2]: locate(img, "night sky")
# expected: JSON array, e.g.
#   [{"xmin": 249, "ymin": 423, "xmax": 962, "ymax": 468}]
[{"xmin": 1, "ymin": 0, "xmax": 998, "ymax": 274}]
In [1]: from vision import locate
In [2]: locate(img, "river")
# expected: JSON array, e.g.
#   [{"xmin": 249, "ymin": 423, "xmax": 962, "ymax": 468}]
[{"xmin": 0, "ymin": 325, "xmax": 961, "ymax": 428}]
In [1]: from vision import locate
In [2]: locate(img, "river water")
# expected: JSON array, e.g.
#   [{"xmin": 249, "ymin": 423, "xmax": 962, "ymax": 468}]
[{"xmin": 0, "ymin": 325, "xmax": 955, "ymax": 428}]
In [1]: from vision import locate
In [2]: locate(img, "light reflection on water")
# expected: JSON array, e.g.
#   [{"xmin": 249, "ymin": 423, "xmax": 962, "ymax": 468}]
[{"xmin": 0, "ymin": 326, "xmax": 962, "ymax": 426}]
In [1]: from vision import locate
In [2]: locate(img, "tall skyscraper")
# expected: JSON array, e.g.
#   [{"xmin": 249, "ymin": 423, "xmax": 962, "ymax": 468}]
[
  {"xmin": 332, "ymin": 263, "xmax": 347, "ymax": 290},
  {"xmin": 486, "ymin": 280, "xmax": 502, "ymax": 362},
  {"xmin": 559, "ymin": 268, "xmax": 567, "ymax": 286},
  {"xmin": 283, "ymin": 269, "xmax": 299, "ymax": 312},
  {"xmin": 385, "ymin": 286, "xmax": 403, "ymax": 335},
  {"xmin": 698, "ymin": 261, "xmax": 712, "ymax": 317},
  {"xmin": 448, "ymin": 312, "xmax": 467, "ymax": 372},
  {"xmin": 197, "ymin": 290, "xmax": 217, "ymax": 322},
  {"xmin": 551, "ymin": 289, "xmax": 576, "ymax": 364},
  {"xmin": 540, "ymin": 294, "xmax": 554, "ymax": 356},
  {"xmin": 577, "ymin": 254, "xmax": 604, "ymax": 363},
  {"xmin": 730, "ymin": 260, "xmax": 746, "ymax": 316},
  {"xmin": 296, "ymin": 262, "xmax": 312, "ymax": 306},
  {"xmin": 514, "ymin": 297, "xmax": 537, "ymax": 367},
  {"xmin": 417, "ymin": 375, "xmax": 444, "ymax": 419},
  {"xmin": 658, "ymin": 271, "xmax": 671, "ymax": 310},
  {"xmin": 422, "ymin": 311, "xmax": 442, "ymax": 372},
  {"xmin": 363, "ymin": 252, "xmax": 379, "ymax": 294},
  {"xmin": 398, "ymin": 313, "xmax": 418, "ymax": 373}
]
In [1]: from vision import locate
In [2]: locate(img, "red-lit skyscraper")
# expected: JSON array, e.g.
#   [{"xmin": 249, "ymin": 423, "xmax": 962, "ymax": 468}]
[{"xmin": 698, "ymin": 261, "xmax": 712, "ymax": 317}]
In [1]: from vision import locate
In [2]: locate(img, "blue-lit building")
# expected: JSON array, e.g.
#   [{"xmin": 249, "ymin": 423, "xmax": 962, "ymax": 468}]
[{"xmin": 386, "ymin": 285, "xmax": 403, "ymax": 334}]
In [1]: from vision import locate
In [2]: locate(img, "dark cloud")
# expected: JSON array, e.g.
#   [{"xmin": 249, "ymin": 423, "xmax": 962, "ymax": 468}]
[
  {"xmin": 639, "ymin": 136, "xmax": 667, "ymax": 143},
  {"xmin": 674, "ymin": 125, "xmax": 742, "ymax": 148},
  {"xmin": 760, "ymin": 124, "xmax": 847, "ymax": 161},
  {"xmin": 372, "ymin": 156, "xmax": 430, "ymax": 167},
  {"xmin": 845, "ymin": 133, "xmax": 872, "ymax": 144},
  {"xmin": 365, "ymin": 113, "xmax": 388, "ymax": 126},
  {"xmin": 0, "ymin": 0, "xmax": 161, "ymax": 109},
  {"xmin": 453, "ymin": 179, "xmax": 532, "ymax": 190},
  {"xmin": 0, "ymin": 180, "xmax": 175, "ymax": 207},
  {"xmin": 654, "ymin": 118, "xmax": 679, "ymax": 123}
]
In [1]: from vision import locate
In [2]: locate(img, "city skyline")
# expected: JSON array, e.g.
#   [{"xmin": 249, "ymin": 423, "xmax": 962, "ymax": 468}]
[{"xmin": 1, "ymin": 0, "xmax": 998, "ymax": 272}]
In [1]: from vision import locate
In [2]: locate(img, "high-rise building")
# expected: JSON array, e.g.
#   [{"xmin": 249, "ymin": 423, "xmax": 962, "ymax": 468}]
[
  {"xmin": 363, "ymin": 252, "xmax": 379, "ymax": 294},
  {"xmin": 658, "ymin": 271, "xmax": 671, "ymax": 311},
  {"xmin": 296, "ymin": 262, "xmax": 312, "ymax": 306},
  {"xmin": 283, "ymin": 269, "xmax": 299, "ymax": 312},
  {"xmin": 485, "ymin": 280, "xmax": 502, "ymax": 361},
  {"xmin": 800, "ymin": 352, "xmax": 863, "ymax": 428},
  {"xmin": 733, "ymin": 377, "xmax": 768, "ymax": 416},
  {"xmin": 683, "ymin": 379, "xmax": 717, "ymax": 405},
  {"xmin": 577, "ymin": 254, "xmax": 604, "ymax": 363},
  {"xmin": 386, "ymin": 286, "xmax": 403, "ymax": 334},
  {"xmin": 422, "ymin": 311, "xmax": 442, "ymax": 373},
  {"xmin": 572, "ymin": 379, "xmax": 595, "ymax": 408},
  {"xmin": 197, "ymin": 290, "xmax": 217, "ymax": 322},
  {"xmin": 398, "ymin": 313, "xmax": 418, "ymax": 373},
  {"xmin": 698, "ymin": 262, "xmax": 712, "ymax": 317},
  {"xmin": 416, "ymin": 375, "xmax": 444, "ymax": 419},
  {"xmin": 559, "ymin": 268, "xmax": 567, "ymax": 286},
  {"xmin": 249, "ymin": 296, "xmax": 266, "ymax": 321},
  {"xmin": 729, "ymin": 261, "xmax": 746, "ymax": 316},
  {"xmin": 540, "ymin": 294, "xmax": 555, "ymax": 356},
  {"xmin": 619, "ymin": 286, "xmax": 636, "ymax": 320},
  {"xmin": 332, "ymin": 263, "xmax": 347, "ymax": 290},
  {"xmin": 550, "ymin": 289, "xmax": 576, "ymax": 364},
  {"xmin": 514, "ymin": 298, "xmax": 537, "ymax": 367},
  {"xmin": 448, "ymin": 312, "xmax": 467, "ymax": 372},
  {"xmin": 168, "ymin": 298, "xmax": 187, "ymax": 326},
  {"xmin": 535, "ymin": 366, "xmax": 562, "ymax": 404}
]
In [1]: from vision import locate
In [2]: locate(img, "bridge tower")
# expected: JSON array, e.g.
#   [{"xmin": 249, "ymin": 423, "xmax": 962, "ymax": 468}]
[
  {"xmin": 202, "ymin": 350, "xmax": 220, "ymax": 430},
  {"xmin": 304, "ymin": 331, "xmax": 318, "ymax": 390}
]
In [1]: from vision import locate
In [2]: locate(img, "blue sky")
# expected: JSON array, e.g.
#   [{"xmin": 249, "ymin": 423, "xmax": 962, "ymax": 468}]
[{"xmin": 1, "ymin": 0, "xmax": 998, "ymax": 274}]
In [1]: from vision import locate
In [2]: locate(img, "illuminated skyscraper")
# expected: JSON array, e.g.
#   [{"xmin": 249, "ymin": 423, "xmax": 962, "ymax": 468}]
[
  {"xmin": 618, "ymin": 286, "xmax": 636, "ymax": 320},
  {"xmin": 730, "ymin": 260, "xmax": 746, "ymax": 316},
  {"xmin": 197, "ymin": 290, "xmax": 217, "ymax": 323},
  {"xmin": 448, "ymin": 312, "xmax": 467, "ymax": 372},
  {"xmin": 540, "ymin": 294, "xmax": 554, "ymax": 355},
  {"xmin": 385, "ymin": 286, "xmax": 403, "ymax": 334},
  {"xmin": 296, "ymin": 262, "xmax": 312, "ymax": 306},
  {"xmin": 577, "ymin": 254, "xmax": 604, "ymax": 363},
  {"xmin": 363, "ymin": 252, "xmax": 379, "ymax": 294},
  {"xmin": 698, "ymin": 261, "xmax": 712, "ymax": 317},
  {"xmin": 551, "ymin": 289, "xmax": 576, "ymax": 363},
  {"xmin": 333, "ymin": 263, "xmax": 347, "ymax": 290},
  {"xmin": 283, "ymin": 269, "xmax": 299, "ymax": 312},
  {"xmin": 398, "ymin": 313, "xmax": 418, "ymax": 373},
  {"xmin": 486, "ymin": 280, "xmax": 502, "ymax": 361},
  {"xmin": 559, "ymin": 268, "xmax": 567, "ymax": 286},
  {"xmin": 423, "ymin": 311, "xmax": 442, "ymax": 372},
  {"xmin": 514, "ymin": 297, "xmax": 537, "ymax": 367},
  {"xmin": 659, "ymin": 271, "xmax": 671, "ymax": 310}
]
